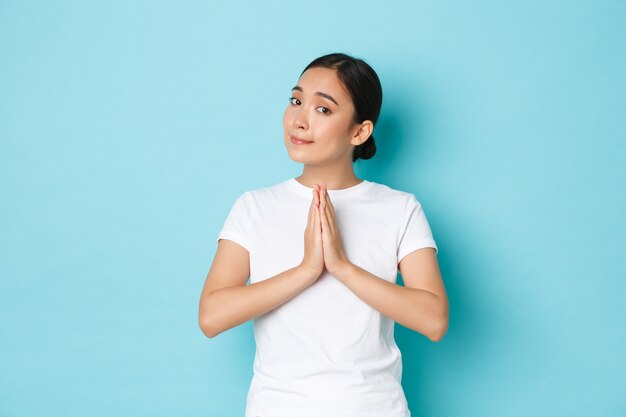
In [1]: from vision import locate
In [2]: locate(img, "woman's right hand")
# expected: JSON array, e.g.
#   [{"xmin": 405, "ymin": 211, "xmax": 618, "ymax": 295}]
[{"xmin": 299, "ymin": 185, "xmax": 324, "ymax": 283}]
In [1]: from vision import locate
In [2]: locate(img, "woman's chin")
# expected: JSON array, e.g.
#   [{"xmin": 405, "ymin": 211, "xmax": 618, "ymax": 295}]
[
  {"xmin": 287, "ymin": 155, "xmax": 309, "ymax": 164},
  {"xmin": 285, "ymin": 150, "xmax": 316, "ymax": 164}
]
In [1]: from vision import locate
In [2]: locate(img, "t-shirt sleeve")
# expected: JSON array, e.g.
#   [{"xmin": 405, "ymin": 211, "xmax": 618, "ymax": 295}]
[
  {"xmin": 397, "ymin": 194, "xmax": 438, "ymax": 264},
  {"xmin": 216, "ymin": 191, "xmax": 252, "ymax": 253}
]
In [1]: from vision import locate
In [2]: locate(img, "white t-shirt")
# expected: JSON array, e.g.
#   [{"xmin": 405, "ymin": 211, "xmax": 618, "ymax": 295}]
[{"xmin": 217, "ymin": 177, "xmax": 438, "ymax": 417}]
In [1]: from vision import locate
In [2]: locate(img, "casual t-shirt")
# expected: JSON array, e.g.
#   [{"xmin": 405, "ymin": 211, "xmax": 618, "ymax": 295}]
[{"xmin": 217, "ymin": 177, "xmax": 438, "ymax": 417}]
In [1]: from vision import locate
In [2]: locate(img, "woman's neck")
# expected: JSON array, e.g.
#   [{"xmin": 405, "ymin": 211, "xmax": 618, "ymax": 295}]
[{"xmin": 295, "ymin": 168, "xmax": 362, "ymax": 190}]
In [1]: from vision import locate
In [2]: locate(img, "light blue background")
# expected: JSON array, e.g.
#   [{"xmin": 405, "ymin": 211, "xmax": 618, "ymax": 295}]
[{"xmin": 1, "ymin": 1, "xmax": 625, "ymax": 416}]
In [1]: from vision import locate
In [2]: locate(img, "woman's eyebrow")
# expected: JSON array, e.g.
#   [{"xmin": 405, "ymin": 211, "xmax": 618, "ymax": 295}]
[{"xmin": 291, "ymin": 86, "xmax": 339, "ymax": 106}]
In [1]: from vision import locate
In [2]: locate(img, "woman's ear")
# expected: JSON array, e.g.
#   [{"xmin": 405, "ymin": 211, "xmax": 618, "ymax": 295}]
[{"xmin": 350, "ymin": 120, "xmax": 374, "ymax": 146}]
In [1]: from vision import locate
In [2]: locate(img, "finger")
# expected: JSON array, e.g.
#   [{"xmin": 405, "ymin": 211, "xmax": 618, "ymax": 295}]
[
  {"xmin": 319, "ymin": 207, "xmax": 328, "ymax": 235},
  {"xmin": 307, "ymin": 189, "xmax": 315, "ymax": 225},
  {"xmin": 324, "ymin": 186, "xmax": 336, "ymax": 226},
  {"xmin": 316, "ymin": 205, "xmax": 324, "ymax": 236},
  {"xmin": 324, "ymin": 191, "xmax": 335, "ymax": 235},
  {"xmin": 321, "ymin": 185, "xmax": 335, "ymax": 234},
  {"xmin": 315, "ymin": 189, "xmax": 322, "ymax": 232},
  {"xmin": 316, "ymin": 185, "xmax": 322, "ymax": 207},
  {"xmin": 319, "ymin": 195, "xmax": 327, "ymax": 234},
  {"xmin": 314, "ymin": 201, "xmax": 319, "ymax": 232},
  {"xmin": 325, "ymin": 187, "xmax": 336, "ymax": 223}
]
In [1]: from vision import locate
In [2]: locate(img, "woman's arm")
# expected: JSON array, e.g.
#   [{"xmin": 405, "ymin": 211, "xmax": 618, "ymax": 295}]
[
  {"xmin": 333, "ymin": 247, "xmax": 448, "ymax": 342},
  {"xmin": 198, "ymin": 239, "xmax": 319, "ymax": 338}
]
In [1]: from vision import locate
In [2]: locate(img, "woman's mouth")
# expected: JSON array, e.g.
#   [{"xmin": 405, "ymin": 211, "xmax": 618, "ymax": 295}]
[{"xmin": 290, "ymin": 135, "xmax": 313, "ymax": 145}]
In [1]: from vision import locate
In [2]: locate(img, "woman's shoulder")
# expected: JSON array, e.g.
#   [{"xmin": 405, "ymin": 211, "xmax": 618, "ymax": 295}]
[
  {"xmin": 366, "ymin": 180, "xmax": 422, "ymax": 204},
  {"xmin": 367, "ymin": 180, "xmax": 409, "ymax": 195},
  {"xmin": 234, "ymin": 178, "xmax": 293, "ymax": 201}
]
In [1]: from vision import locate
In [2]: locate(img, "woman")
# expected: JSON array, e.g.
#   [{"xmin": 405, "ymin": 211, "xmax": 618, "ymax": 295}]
[{"xmin": 198, "ymin": 52, "xmax": 449, "ymax": 417}]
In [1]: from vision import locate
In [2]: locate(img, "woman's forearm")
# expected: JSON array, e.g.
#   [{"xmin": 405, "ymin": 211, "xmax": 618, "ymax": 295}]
[
  {"xmin": 334, "ymin": 263, "xmax": 448, "ymax": 341},
  {"xmin": 200, "ymin": 265, "xmax": 318, "ymax": 338}
]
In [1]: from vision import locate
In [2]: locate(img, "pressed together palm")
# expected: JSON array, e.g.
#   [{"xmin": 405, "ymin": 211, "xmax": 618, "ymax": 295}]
[{"xmin": 300, "ymin": 183, "xmax": 351, "ymax": 281}]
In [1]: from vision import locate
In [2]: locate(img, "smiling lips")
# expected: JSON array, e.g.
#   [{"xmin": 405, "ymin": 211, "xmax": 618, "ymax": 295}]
[{"xmin": 290, "ymin": 135, "xmax": 313, "ymax": 145}]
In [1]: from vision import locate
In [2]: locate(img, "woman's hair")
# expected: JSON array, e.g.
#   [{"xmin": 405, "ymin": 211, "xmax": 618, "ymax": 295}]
[{"xmin": 300, "ymin": 52, "xmax": 382, "ymax": 162}]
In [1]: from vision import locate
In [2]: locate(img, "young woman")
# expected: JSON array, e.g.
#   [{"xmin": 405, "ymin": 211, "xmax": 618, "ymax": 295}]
[{"xmin": 198, "ymin": 52, "xmax": 449, "ymax": 417}]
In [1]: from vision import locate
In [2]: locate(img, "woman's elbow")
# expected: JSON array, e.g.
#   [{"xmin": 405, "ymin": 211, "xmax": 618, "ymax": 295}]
[
  {"xmin": 198, "ymin": 302, "xmax": 218, "ymax": 338},
  {"xmin": 199, "ymin": 318, "xmax": 217, "ymax": 338},
  {"xmin": 429, "ymin": 318, "xmax": 448, "ymax": 342},
  {"xmin": 429, "ymin": 303, "xmax": 449, "ymax": 342}
]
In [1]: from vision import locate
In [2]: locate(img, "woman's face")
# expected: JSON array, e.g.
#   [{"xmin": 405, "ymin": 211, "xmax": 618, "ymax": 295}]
[{"xmin": 283, "ymin": 67, "xmax": 361, "ymax": 164}]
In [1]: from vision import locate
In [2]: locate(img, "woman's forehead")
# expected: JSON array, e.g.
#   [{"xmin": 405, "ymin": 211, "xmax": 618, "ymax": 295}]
[{"xmin": 296, "ymin": 67, "xmax": 351, "ymax": 105}]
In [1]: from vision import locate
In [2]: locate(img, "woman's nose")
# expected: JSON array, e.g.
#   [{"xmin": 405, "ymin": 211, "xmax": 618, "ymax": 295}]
[{"xmin": 293, "ymin": 107, "xmax": 308, "ymax": 129}]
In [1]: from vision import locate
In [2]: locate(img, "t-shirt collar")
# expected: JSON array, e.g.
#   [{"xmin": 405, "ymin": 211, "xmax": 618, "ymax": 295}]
[{"xmin": 284, "ymin": 177, "xmax": 372, "ymax": 198}]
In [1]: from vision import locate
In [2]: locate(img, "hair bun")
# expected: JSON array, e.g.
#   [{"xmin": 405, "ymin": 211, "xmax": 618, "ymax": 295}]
[{"xmin": 353, "ymin": 135, "xmax": 376, "ymax": 162}]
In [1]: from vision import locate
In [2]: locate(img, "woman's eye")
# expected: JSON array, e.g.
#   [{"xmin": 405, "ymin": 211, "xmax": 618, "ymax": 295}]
[{"xmin": 288, "ymin": 97, "xmax": 330, "ymax": 114}]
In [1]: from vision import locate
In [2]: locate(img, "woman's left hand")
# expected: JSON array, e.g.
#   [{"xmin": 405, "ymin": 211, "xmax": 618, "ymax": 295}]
[{"xmin": 316, "ymin": 183, "xmax": 352, "ymax": 276}]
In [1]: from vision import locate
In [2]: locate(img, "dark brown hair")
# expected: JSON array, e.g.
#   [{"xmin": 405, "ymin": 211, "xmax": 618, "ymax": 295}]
[{"xmin": 301, "ymin": 52, "xmax": 383, "ymax": 162}]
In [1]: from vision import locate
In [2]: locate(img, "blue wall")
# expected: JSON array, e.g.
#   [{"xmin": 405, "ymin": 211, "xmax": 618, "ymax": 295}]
[{"xmin": 1, "ymin": 1, "xmax": 624, "ymax": 416}]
